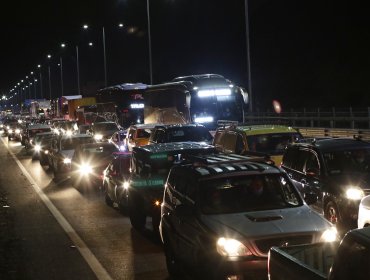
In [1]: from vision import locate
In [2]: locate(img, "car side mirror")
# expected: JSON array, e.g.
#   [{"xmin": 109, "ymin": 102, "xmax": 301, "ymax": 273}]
[{"xmin": 304, "ymin": 192, "xmax": 318, "ymax": 205}]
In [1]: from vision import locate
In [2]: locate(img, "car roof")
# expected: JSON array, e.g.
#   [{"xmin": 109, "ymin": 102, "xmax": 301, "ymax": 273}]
[
  {"xmin": 60, "ymin": 134, "xmax": 93, "ymax": 140},
  {"xmin": 229, "ymin": 125, "xmax": 300, "ymax": 135},
  {"xmin": 78, "ymin": 142, "xmax": 115, "ymax": 149},
  {"xmin": 27, "ymin": 124, "xmax": 51, "ymax": 129},
  {"xmin": 133, "ymin": 141, "xmax": 216, "ymax": 154},
  {"xmin": 153, "ymin": 123, "xmax": 206, "ymax": 129},
  {"xmin": 175, "ymin": 153, "xmax": 280, "ymax": 178},
  {"xmin": 129, "ymin": 123, "xmax": 161, "ymax": 129},
  {"xmin": 292, "ymin": 137, "xmax": 370, "ymax": 152}
]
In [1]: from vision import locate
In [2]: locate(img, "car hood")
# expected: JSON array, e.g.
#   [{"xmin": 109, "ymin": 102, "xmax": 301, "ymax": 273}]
[
  {"xmin": 96, "ymin": 130, "xmax": 117, "ymax": 136},
  {"xmin": 60, "ymin": 150, "xmax": 75, "ymax": 159},
  {"xmin": 199, "ymin": 205, "xmax": 332, "ymax": 239}
]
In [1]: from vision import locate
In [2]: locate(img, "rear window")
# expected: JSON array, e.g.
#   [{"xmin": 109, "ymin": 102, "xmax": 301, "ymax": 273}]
[
  {"xmin": 167, "ymin": 127, "xmax": 213, "ymax": 142},
  {"xmin": 247, "ymin": 133, "xmax": 302, "ymax": 155}
]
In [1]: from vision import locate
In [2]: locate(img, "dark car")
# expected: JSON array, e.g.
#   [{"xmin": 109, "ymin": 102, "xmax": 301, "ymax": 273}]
[
  {"xmin": 21, "ymin": 124, "xmax": 52, "ymax": 149},
  {"xmin": 71, "ymin": 142, "xmax": 118, "ymax": 191},
  {"xmin": 160, "ymin": 153, "xmax": 336, "ymax": 279},
  {"xmin": 31, "ymin": 131, "xmax": 55, "ymax": 161},
  {"xmin": 48, "ymin": 134, "xmax": 95, "ymax": 181},
  {"xmin": 102, "ymin": 151, "xmax": 132, "ymax": 211},
  {"xmin": 6, "ymin": 123, "xmax": 23, "ymax": 141},
  {"xmin": 149, "ymin": 123, "xmax": 213, "ymax": 145},
  {"xmin": 89, "ymin": 121, "xmax": 120, "ymax": 142},
  {"xmin": 281, "ymin": 137, "xmax": 370, "ymax": 230}
]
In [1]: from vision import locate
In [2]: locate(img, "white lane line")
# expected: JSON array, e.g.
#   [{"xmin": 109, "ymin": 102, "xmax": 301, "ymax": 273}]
[{"xmin": 2, "ymin": 139, "xmax": 113, "ymax": 280}]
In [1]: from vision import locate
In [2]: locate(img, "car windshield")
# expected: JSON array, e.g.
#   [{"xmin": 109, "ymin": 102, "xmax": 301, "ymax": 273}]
[
  {"xmin": 199, "ymin": 174, "xmax": 302, "ymax": 215},
  {"xmin": 61, "ymin": 137, "xmax": 94, "ymax": 150},
  {"xmin": 94, "ymin": 123, "xmax": 117, "ymax": 131},
  {"xmin": 29, "ymin": 128, "xmax": 51, "ymax": 137},
  {"xmin": 166, "ymin": 127, "xmax": 213, "ymax": 142},
  {"xmin": 324, "ymin": 148, "xmax": 370, "ymax": 174},
  {"xmin": 247, "ymin": 133, "xmax": 302, "ymax": 155}
]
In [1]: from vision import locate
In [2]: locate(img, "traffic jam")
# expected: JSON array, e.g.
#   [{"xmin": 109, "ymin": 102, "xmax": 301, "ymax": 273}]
[{"xmin": 1, "ymin": 74, "xmax": 370, "ymax": 279}]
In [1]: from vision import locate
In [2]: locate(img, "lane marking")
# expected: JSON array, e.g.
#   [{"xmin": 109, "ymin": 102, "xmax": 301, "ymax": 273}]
[{"xmin": 2, "ymin": 138, "xmax": 113, "ymax": 280}]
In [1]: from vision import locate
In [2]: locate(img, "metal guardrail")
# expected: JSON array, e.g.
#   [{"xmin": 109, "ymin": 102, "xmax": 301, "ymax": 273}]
[{"xmin": 244, "ymin": 107, "xmax": 370, "ymax": 129}]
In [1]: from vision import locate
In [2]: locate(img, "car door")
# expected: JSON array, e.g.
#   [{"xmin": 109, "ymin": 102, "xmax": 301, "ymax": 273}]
[
  {"xmin": 106, "ymin": 159, "xmax": 119, "ymax": 201},
  {"xmin": 170, "ymin": 171, "xmax": 200, "ymax": 265}
]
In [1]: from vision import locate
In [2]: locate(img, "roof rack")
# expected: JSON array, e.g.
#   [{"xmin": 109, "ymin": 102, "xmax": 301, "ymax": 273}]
[
  {"xmin": 184, "ymin": 153, "xmax": 274, "ymax": 167},
  {"xmin": 217, "ymin": 120, "xmax": 239, "ymax": 128}
]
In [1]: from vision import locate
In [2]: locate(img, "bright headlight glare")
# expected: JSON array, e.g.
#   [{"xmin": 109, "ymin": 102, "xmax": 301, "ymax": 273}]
[
  {"xmin": 119, "ymin": 145, "xmax": 127, "ymax": 151},
  {"xmin": 94, "ymin": 134, "xmax": 103, "ymax": 140},
  {"xmin": 63, "ymin": 158, "xmax": 71, "ymax": 164},
  {"xmin": 66, "ymin": 130, "xmax": 73, "ymax": 136},
  {"xmin": 44, "ymin": 150, "xmax": 49, "ymax": 154},
  {"xmin": 346, "ymin": 187, "xmax": 364, "ymax": 200},
  {"xmin": 123, "ymin": 181, "xmax": 129, "ymax": 189},
  {"xmin": 216, "ymin": 238, "xmax": 252, "ymax": 257},
  {"xmin": 79, "ymin": 164, "xmax": 92, "ymax": 174},
  {"xmin": 34, "ymin": 144, "xmax": 41, "ymax": 152},
  {"xmin": 8, "ymin": 129, "xmax": 13, "ymax": 133},
  {"xmin": 15, "ymin": 129, "xmax": 21, "ymax": 134},
  {"xmin": 320, "ymin": 227, "xmax": 338, "ymax": 242}
]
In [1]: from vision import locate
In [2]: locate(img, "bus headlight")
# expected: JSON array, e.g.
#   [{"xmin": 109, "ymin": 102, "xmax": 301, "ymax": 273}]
[
  {"xmin": 320, "ymin": 227, "xmax": 338, "ymax": 242},
  {"xmin": 216, "ymin": 238, "xmax": 252, "ymax": 257},
  {"xmin": 346, "ymin": 187, "xmax": 364, "ymax": 200}
]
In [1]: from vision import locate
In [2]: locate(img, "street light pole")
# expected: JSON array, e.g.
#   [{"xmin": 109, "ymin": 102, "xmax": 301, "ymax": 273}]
[
  {"xmin": 37, "ymin": 65, "xmax": 43, "ymax": 99},
  {"xmin": 146, "ymin": 0, "xmax": 153, "ymax": 84},
  {"xmin": 244, "ymin": 0, "xmax": 253, "ymax": 113},
  {"xmin": 47, "ymin": 54, "xmax": 52, "ymax": 100},
  {"xmin": 60, "ymin": 57, "xmax": 64, "ymax": 96},
  {"xmin": 102, "ymin": 27, "xmax": 107, "ymax": 87},
  {"xmin": 76, "ymin": 45, "xmax": 81, "ymax": 94}
]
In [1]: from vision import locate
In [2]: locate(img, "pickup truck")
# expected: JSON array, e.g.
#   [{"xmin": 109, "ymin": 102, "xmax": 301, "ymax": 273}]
[{"xmin": 268, "ymin": 227, "xmax": 370, "ymax": 280}]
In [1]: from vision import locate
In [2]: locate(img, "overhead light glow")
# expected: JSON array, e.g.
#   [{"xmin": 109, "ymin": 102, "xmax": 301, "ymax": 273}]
[
  {"xmin": 194, "ymin": 116, "xmax": 214, "ymax": 123},
  {"xmin": 130, "ymin": 103, "xmax": 144, "ymax": 109}
]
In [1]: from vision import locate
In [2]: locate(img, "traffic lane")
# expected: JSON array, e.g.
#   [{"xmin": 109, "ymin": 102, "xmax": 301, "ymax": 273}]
[
  {"xmin": 12, "ymin": 140, "xmax": 170, "ymax": 279},
  {"xmin": 0, "ymin": 139, "xmax": 98, "ymax": 280}
]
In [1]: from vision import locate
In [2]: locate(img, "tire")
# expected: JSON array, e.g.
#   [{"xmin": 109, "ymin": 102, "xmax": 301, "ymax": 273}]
[
  {"xmin": 128, "ymin": 194, "xmax": 146, "ymax": 231},
  {"xmin": 324, "ymin": 201, "xmax": 341, "ymax": 225},
  {"xmin": 163, "ymin": 235, "xmax": 183, "ymax": 279}
]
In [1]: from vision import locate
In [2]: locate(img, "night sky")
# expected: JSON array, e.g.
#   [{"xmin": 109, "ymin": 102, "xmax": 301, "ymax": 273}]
[{"xmin": 1, "ymin": 0, "xmax": 369, "ymax": 111}]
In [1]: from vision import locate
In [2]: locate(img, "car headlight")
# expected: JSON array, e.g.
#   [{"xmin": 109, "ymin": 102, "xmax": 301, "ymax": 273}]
[
  {"xmin": 34, "ymin": 144, "xmax": 41, "ymax": 152},
  {"xmin": 119, "ymin": 145, "xmax": 127, "ymax": 151},
  {"xmin": 320, "ymin": 227, "xmax": 338, "ymax": 242},
  {"xmin": 66, "ymin": 130, "xmax": 73, "ymax": 136},
  {"xmin": 15, "ymin": 129, "xmax": 21, "ymax": 134},
  {"xmin": 94, "ymin": 134, "xmax": 103, "ymax": 140},
  {"xmin": 123, "ymin": 181, "xmax": 130, "ymax": 190},
  {"xmin": 63, "ymin": 158, "xmax": 71, "ymax": 164},
  {"xmin": 216, "ymin": 238, "xmax": 252, "ymax": 257},
  {"xmin": 8, "ymin": 129, "xmax": 13, "ymax": 133},
  {"xmin": 44, "ymin": 150, "xmax": 49, "ymax": 154},
  {"xmin": 79, "ymin": 164, "xmax": 92, "ymax": 175},
  {"xmin": 346, "ymin": 187, "xmax": 365, "ymax": 200}
]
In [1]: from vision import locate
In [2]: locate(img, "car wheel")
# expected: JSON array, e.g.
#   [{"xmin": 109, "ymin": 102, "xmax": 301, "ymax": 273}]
[
  {"xmin": 163, "ymin": 235, "xmax": 183, "ymax": 279},
  {"xmin": 128, "ymin": 194, "xmax": 146, "ymax": 231},
  {"xmin": 325, "ymin": 201, "xmax": 341, "ymax": 225}
]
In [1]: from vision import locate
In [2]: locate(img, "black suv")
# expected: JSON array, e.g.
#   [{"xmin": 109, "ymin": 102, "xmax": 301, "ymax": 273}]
[
  {"xmin": 160, "ymin": 153, "xmax": 336, "ymax": 279},
  {"xmin": 281, "ymin": 138, "xmax": 370, "ymax": 229},
  {"xmin": 148, "ymin": 123, "xmax": 213, "ymax": 145}
]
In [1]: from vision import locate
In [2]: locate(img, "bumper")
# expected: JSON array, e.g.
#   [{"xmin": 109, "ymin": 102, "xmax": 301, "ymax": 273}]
[{"xmin": 205, "ymin": 257, "xmax": 267, "ymax": 280}]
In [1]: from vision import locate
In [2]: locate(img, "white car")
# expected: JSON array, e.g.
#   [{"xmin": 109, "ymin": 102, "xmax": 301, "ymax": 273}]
[{"xmin": 358, "ymin": 195, "xmax": 370, "ymax": 228}]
